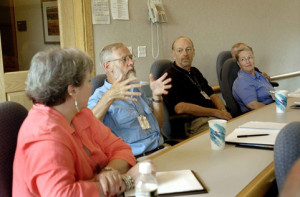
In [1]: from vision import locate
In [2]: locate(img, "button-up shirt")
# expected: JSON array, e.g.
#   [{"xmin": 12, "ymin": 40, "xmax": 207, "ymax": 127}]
[
  {"xmin": 232, "ymin": 70, "xmax": 275, "ymax": 113},
  {"xmin": 88, "ymin": 80, "xmax": 164, "ymax": 156}
]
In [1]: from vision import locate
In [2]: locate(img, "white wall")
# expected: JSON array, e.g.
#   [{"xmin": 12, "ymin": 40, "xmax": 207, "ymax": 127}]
[
  {"xmin": 92, "ymin": 0, "xmax": 300, "ymax": 93},
  {"xmin": 14, "ymin": 0, "xmax": 59, "ymax": 71}
]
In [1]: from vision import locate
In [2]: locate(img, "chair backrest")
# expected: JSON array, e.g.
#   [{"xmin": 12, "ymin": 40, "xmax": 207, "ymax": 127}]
[
  {"xmin": 150, "ymin": 59, "xmax": 173, "ymax": 138},
  {"xmin": 216, "ymin": 51, "xmax": 232, "ymax": 97},
  {"xmin": 0, "ymin": 101, "xmax": 28, "ymax": 197},
  {"xmin": 90, "ymin": 74, "xmax": 107, "ymax": 95},
  {"xmin": 221, "ymin": 58, "xmax": 242, "ymax": 118},
  {"xmin": 274, "ymin": 121, "xmax": 300, "ymax": 193}
]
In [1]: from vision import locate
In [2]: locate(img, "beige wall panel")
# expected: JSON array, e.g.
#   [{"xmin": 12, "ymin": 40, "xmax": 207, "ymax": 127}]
[
  {"xmin": 4, "ymin": 71, "xmax": 28, "ymax": 92},
  {"xmin": 7, "ymin": 91, "xmax": 32, "ymax": 110},
  {"xmin": 92, "ymin": 0, "xmax": 300, "ymax": 92}
]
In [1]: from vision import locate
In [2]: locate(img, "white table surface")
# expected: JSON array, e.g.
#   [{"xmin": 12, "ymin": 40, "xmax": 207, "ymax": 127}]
[{"xmin": 150, "ymin": 97, "xmax": 300, "ymax": 197}]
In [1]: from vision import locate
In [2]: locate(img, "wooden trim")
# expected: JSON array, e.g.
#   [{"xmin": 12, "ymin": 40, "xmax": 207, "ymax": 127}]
[
  {"xmin": 4, "ymin": 71, "xmax": 28, "ymax": 93},
  {"xmin": 58, "ymin": 0, "xmax": 95, "ymax": 76},
  {"xmin": 0, "ymin": 32, "xmax": 5, "ymax": 102},
  {"xmin": 236, "ymin": 163, "xmax": 275, "ymax": 197}
]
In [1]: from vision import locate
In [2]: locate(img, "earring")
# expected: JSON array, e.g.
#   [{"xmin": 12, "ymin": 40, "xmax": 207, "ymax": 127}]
[
  {"xmin": 69, "ymin": 93, "xmax": 73, "ymax": 96},
  {"xmin": 75, "ymin": 97, "xmax": 79, "ymax": 112}
]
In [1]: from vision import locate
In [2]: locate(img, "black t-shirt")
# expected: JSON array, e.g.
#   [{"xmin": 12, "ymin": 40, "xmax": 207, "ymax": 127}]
[{"xmin": 162, "ymin": 62, "xmax": 216, "ymax": 116}]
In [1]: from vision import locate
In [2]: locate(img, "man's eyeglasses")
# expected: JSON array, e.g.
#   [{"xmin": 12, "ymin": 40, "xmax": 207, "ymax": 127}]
[
  {"xmin": 107, "ymin": 55, "xmax": 136, "ymax": 63},
  {"xmin": 240, "ymin": 56, "xmax": 254, "ymax": 62},
  {"xmin": 175, "ymin": 48, "xmax": 194, "ymax": 54}
]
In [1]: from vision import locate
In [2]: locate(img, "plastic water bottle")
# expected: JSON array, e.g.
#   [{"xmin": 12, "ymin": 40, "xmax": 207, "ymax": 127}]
[{"xmin": 135, "ymin": 162, "xmax": 158, "ymax": 197}]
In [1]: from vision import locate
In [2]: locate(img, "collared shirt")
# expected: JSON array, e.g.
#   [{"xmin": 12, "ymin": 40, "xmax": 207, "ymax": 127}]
[
  {"xmin": 13, "ymin": 104, "xmax": 135, "ymax": 197},
  {"xmin": 88, "ymin": 80, "xmax": 164, "ymax": 156},
  {"xmin": 162, "ymin": 62, "xmax": 216, "ymax": 117},
  {"xmin": 232, "ymin": 70, "xmax": 275, "ymax": 113}
]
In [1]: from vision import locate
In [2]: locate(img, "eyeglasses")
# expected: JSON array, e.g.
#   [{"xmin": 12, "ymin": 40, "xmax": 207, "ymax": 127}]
[
  {"xmin": 107, "ymin": 55, "xmax": 136, "ymax": 63},
  {"xmin": 175, "ymin": 48, "xmax": 194, "ymax": 54},
  {"xmin": 240, "ymin": 56, "xmax": 254, "ymax": 62}
]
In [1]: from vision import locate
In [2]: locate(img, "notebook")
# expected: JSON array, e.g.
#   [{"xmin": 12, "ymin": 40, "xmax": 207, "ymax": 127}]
[{"xmin": 225, "ymin": 121, "xmax": 287, "ymax": 149}]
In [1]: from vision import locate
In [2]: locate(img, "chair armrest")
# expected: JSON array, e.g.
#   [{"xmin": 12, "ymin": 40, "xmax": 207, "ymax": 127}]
[
  {"xmin": 271, "ymin": 81, "xmax": 279, "ymax": 87},
  {"xmin": 169, "ymin": 113, "xmax": 194, "ymax": 121}
]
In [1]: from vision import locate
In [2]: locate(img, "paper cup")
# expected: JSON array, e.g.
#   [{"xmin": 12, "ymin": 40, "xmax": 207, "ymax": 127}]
[
  {"xmin": 208, "ymin": 119, "xmax": 227, "ymax": 150},
  {"xmin": 275, "ymin": 90, "xmax": 288, "ymax": 113}
]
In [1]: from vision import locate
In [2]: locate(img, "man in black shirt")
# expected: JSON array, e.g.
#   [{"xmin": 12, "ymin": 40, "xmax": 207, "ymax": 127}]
[{"xmin": 163, "ymin": 36, "xmax": 232, "ymax": 137}]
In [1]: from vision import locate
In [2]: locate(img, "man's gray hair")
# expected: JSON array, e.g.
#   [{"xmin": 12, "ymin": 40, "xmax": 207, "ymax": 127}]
[
  {"xmin": 99, "ymin": 43, "xmax": 125, "ymax": 68},
  {"xmin": 26, "ymin": 47, "xmax": 93, "ymax": 106}
]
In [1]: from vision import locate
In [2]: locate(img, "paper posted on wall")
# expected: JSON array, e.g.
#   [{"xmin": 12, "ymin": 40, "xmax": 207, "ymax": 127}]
[{"xmin": 92, "ymin": 0, "xmax": 110, "ymax": 24}]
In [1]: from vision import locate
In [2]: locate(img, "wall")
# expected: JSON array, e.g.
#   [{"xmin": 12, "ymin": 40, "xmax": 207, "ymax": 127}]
[
  {"xmin": 92, "ymin": 0, "xmax": 300, "ymax": 92},
  {"xmin": 14, "ymin": 0, "xmax": 59, "ymax": 71}
]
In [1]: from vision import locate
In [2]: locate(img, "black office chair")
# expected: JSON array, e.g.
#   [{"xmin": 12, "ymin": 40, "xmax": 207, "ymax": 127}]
[
  {"xmin": 0, "ymin": 101, "xmax": 28, "ymax": 197},
  {"xmin": 216, "ymin": 51, "xmax": 232, "ymax": 98},
  {"xmin": 221, "ymin": 58, "xmax": 243, "ymax": 118},
  {"xmin": 150, "ymin": 59, "xmax": 193, "ymax": 139},
  {"xmin": 90, "ymin": 74, "xmax": 107, "ymax": 95},
  {"xmin": 274, "ymin": 121, "xmax": 300, "ymax": 193}
]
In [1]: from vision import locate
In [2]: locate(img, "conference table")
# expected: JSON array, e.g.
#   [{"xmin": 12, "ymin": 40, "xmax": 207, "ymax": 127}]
[{"xmin": 149, "ymin": 97, "xmax": 300, "ymax": 197}]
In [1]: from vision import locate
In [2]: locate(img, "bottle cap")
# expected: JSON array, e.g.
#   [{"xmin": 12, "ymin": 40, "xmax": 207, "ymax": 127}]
[{"xmin": 139, "ymin": 162, "xmax": 151, "ymax": 174}]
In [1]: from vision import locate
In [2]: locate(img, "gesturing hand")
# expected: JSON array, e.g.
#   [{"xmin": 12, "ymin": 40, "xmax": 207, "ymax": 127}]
[
  {"xmin": 107, "ymin": 74, "xmax": 142, "ymax": 102},
  {"xmin": 149, "ymin": 73, "xmax": 172, "ymax": 96}
]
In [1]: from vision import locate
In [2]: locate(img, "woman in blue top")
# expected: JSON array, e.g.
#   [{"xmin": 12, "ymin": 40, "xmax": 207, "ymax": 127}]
[{"xmin": 232, "ymin": 45, "xmax": 275, "ymax": 113}]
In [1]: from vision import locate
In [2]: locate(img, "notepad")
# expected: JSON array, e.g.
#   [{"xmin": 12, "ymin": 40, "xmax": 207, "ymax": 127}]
[
  {"xmin": 226, "ymin": 121, "xmax": 287, "ymax": 149},
  {"xmin": 124, "ymin": 170, "xmax": 208, "ymax": 196},
  {"xmin": 288, "ymin": 88, "xmax": 300, "ymax": 97}
]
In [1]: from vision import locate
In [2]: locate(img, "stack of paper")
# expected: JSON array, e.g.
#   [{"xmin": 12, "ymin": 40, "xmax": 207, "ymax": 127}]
[
  {"xmin": 288, "ymin": 89, "xmax": 300, "ymax": 97},
  {"xmin": 124, "ymin": 170, "xmax": 207, "ymax": 196},
  {"xmin": 225, "ymin": 121, "xmax": 287, "ymax": 149}
]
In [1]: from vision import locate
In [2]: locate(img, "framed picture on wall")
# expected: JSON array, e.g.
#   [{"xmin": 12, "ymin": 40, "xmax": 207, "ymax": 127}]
[{"xmin": 42, "ymin": 1, "xmax": 60, "ymax": 43}]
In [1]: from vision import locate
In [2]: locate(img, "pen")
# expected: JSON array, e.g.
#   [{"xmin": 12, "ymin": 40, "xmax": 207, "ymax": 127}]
[{"xmin": 237, "ymin": 134, "xmax": 269, "ymax": 138}]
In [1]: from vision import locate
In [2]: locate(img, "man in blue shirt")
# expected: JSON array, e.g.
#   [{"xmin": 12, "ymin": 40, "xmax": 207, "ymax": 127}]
[{"xmin": 88, "ymin": 43, "xmax": 171, "ymax": 157}]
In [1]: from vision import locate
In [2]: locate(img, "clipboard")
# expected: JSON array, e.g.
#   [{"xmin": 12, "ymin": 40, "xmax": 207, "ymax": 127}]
[{"xmin": 124, "ymin": 170, "xmax": 208, "ymax": 196}]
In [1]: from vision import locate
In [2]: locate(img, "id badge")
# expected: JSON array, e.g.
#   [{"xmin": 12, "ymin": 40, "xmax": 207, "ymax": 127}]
[
  {"xmin": 201, "ymin": 91, "xmax": 211, "ymax": 100},
  {"xmin": 137, "ymin": 115, "xmax": 151, "ymax": 130}
]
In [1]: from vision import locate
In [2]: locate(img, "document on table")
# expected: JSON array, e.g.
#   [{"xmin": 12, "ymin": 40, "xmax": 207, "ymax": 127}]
[
  {"xmin": 124, "ymin": 170, "xmax": 208, "ymax": 196},
  {"xmin": 226, "ymin": 121, "xmax": 287, "ymax": 148},
  {"xmin": 288, "ymin": 88, "xmax": 300, "ymax": 97}
]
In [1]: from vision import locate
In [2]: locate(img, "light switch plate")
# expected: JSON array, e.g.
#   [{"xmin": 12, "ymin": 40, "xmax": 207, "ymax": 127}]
[
  {"xmin": 127, "ymin": 46, "xmax": 132, "ymax": 54},
  {"xmin": 138, "ymin": 46, "xmax": 146, "ymax": 57}
]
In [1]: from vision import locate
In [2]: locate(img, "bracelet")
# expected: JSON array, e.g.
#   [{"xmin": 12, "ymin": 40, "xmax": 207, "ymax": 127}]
[
  {"xmin": 152, "ymin": 97, "xmax": 163, "ymax": 103},
  {"xmin": 101, "ymin": 167, "xmax": 115, "ymax": 172},
  {"xmin": 122, "ymin": 174, "xmax": 134, "ymax": 191}
]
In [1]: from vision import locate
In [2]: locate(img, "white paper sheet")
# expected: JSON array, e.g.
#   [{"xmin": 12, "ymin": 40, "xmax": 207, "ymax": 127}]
[
  {"xmin": 92, "ymin": 0, "xmax": 110, "ymax": 24},
  {"xmin": 124, "ymin": 170, "xmax": 204, "ymax": 196},
  {"xmin": 288, "ymin": 88, "xmax": 300, "ymax": 97},
  {"xmin": 238, "ymin": 121, "xmax": 287, "ymax": 130},
  {"xmin": 226, "ymin": 121, "xmax": 287, "ymax": 145},
  {"xmin": 110, "ymin": 0, "xmax": 129, "ymax": 20}
]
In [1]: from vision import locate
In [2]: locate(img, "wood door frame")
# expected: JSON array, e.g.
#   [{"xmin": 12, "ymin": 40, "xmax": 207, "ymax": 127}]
[{"xmin": 0, "ymin": 0, "xmax": 94, "ymax": 106}]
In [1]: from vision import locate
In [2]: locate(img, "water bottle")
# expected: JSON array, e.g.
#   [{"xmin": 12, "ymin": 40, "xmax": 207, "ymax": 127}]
[{"xmin": 135, "ymin": 162, "xmax": 158, "ymax": 197}]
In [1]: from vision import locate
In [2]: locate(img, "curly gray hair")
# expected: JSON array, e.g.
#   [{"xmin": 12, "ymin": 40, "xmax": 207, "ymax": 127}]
[{"xmin": 26, "ymin": 47, "xmax": 93, "ymax": 106}]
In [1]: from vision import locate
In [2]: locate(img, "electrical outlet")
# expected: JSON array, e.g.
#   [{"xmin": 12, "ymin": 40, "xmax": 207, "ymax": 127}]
[
  {"xmin": 127, "ymin": 46, "xmax": 132, "ymax": 54},
  {"xmin": 138, "ymin": 46, "xmax": 146, "ymax": 57}
]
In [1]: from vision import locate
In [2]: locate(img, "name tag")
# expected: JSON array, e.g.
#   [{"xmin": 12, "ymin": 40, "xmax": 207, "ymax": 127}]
[{"xmin": 137, "ymin": 115, "xmax": 151, "ymax": 130}]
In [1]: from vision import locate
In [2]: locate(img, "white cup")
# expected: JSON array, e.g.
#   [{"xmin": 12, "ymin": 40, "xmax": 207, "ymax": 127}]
[
  {"xmin": 275, "ymin": 90, "xmax": 288, "ymax": 113},
  {"xmin": 208, "ymin": 119, "xmax": 227, "ymax": 150}
]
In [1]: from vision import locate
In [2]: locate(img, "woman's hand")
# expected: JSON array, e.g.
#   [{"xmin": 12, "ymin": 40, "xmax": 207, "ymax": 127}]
[{"xmin": 94, "ymin": 169, "xmax": 124, "ymax": 197}]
